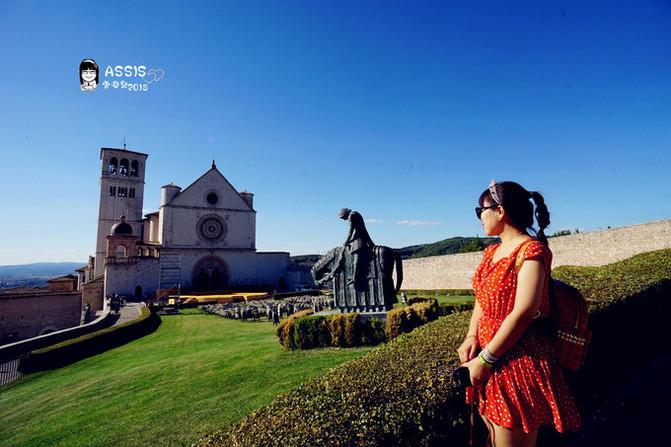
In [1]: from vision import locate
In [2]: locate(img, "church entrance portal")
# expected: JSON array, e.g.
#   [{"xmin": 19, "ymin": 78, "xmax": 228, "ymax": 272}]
[{"xmin": 192, "ymin": 255, "xmax": 229, "ymax": 291}]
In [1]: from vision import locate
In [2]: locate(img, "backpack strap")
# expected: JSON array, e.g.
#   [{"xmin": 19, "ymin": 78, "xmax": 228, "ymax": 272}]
[{"xmin": 515, "ymin": 239, "xmax": 552, "ymax": 320}]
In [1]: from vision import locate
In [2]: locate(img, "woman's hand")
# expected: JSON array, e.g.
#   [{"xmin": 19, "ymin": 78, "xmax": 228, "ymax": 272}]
[
  {"xmin": 457, "ymin": 336, "xmax": 480, "ymax": 363},
  {"xmin": 463, "ymin": 356, "xmax": 492, "ymax": 388}
]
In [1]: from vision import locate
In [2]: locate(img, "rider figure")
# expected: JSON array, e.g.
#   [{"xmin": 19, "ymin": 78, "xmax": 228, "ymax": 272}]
[{"xmin": 339, "ymin": 208, "xmax": 375, "ymax": 290}]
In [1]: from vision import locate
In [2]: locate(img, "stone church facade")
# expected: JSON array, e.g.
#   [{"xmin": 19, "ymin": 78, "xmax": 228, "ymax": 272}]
[{"xmin": 85, "ymin": 147, "xmax": 289, "ymax": 301}]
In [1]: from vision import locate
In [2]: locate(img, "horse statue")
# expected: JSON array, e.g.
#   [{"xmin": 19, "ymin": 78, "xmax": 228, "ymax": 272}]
[{"xmin": 312, "ymin": 245, "xmax": 403, "ymax": 312}]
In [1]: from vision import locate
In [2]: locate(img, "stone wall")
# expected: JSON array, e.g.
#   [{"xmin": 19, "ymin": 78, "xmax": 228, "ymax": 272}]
[
  {"xmin": 401, "ymin": 219, "xmax": 671, "ymax": 290},
  {"xmin": 0, "ymin": 291, "xmax": 83, "ymax": 343},
  {"xmin": 82, "ymin": 279, "xmax": 104, "ymax": 311},
  {"xmin": 105, "ymin": 257, "xmax": 160, "ymax": 299}
]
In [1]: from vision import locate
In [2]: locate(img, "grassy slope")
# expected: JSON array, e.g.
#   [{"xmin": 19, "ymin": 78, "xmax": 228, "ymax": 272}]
[
  {"xmin": 195, "ymin": 249, "xmax": 671, "ymax": 447},
  {"xmin": 0, "ymin": 310, "xmax": 373, "ymax": 447}
]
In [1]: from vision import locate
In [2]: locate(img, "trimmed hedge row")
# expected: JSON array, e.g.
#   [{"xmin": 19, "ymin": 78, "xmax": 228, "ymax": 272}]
[
  {"xmin": 276, "ymin": 309, "xmax": 315, "ymax": 349},
  {"xmin": 197, "ymin": 249, "xmax": 671, "ymax": 447},
  {"xmin": 405, "ymin": 296, "xmax": 474, "ymax": 317},
  {"xmin": 291, "ymin": 314, "xmax": 387, "ymax": 350},
  {"xmin": 401, "ymin": 289, "xmax": 474, "ymax": 296},
  {"xmin": 385, "ymin": 300, "xmax": 439, "ymax": 340},
  {"xmin": 19, "ymin": 306, "xmax": 161, "ymax": 373},
  {"xmin": 280, "ymin": 300, "xmax": 440, "ymax": 351},
  {"xmin": 438, "ymin": 302, "xmax": 474, "ymax": 316}
]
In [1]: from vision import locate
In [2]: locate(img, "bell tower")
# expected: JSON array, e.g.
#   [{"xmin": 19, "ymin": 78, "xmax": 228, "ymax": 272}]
[{"xmin": 94, "ymin": 147, "xmax": 148, "ymax": 276}]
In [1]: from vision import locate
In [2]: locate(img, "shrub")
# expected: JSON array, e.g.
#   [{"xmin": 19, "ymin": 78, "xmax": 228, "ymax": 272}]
[
  {"xmin": 403, "ymin": 306, "xmax": 421, "ymax": 332},
  {"xmin": 438, "ymin": 302, "xmax": 474, "ymax": 316},
  {"xmin": 385, "ymin": 307, "xmax": 404, "ymax": 340},
  {"xmin": 283, "ymin": 313, "xmax": 387, "ymax": 350},
  {"xmin": 293, "ymin": 316, "xmax": 330, "ymax": 349},
  {"xmin": 197, "ymin": 249, "xmax": 671, "ymax": 447},
  {"xmin": 326, "ymin": 314, "xmax": 346, "ymax": 347},
  {"xmin": 276, "ymin": 309, "xmax": 314, "ymax": 349},
  {"xmin": 343, "ymin": 313, "xmax": 362, "ymax": 347},
  {"xmin": 407, "ymin": 296, "xmax": 432, "ymax": 305},
  {"xmin": 401, "ymin": 289, "xmax": 474, "ymax": 296},
  {"xmin": 386, "ymin": 299, "xmax": 439, "ymax": 340},
  {"xmin": 361, "ymin": 317, "xmax": 386, "ymax": 346},
  {"xmin": 414, "ymin": 300, "xmax": 438, "ymax": 323}
]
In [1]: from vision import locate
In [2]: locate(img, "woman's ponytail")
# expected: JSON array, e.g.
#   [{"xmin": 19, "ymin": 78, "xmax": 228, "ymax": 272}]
[
  {"xmin": 479, "ymin": 181, "xmax": 552, "ymax": 245},
  {"xmin": 530, "ymin": 191, "xmax": 550, "ymax": 245}
]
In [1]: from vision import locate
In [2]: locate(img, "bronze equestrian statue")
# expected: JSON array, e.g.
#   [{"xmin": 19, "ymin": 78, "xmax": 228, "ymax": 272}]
[{"xmin": 312, "ymin": 209, "xmax": 403, "ymax": 312}]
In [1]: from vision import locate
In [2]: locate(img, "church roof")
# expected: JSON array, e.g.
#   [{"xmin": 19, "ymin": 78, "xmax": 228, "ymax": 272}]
[
  {"xmin": 100, "ymin": 147, "xmax": 149, "ymax": 158},
  {"xmin": 168, "ymin": 163, "xmax": 254, "ymax": 211}
]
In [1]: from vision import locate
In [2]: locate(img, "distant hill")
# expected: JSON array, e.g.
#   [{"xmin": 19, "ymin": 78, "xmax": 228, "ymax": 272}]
[
  {"xmin": 288, "ymin": 255, "xmax": 321, "ymax": 270},
  {"xmin": 395, "ymin": 236, "xmax": 498, "ymax": 259},
  {"xmin": 0, "ymin": 262, "xmax": 85, "ymax": 289},
  {"xmin": 289, "ymin": 236, "xmax": 499, "ymax": 269}
]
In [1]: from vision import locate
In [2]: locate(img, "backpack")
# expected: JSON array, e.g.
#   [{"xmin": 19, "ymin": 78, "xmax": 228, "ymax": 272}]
[{"xmin": 515, "ymin": 241, "xmax": 591, "ymax": 371}]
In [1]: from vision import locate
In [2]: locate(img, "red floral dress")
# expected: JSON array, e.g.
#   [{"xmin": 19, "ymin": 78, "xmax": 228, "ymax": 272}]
[{"xmin": 467, "ymin": 239, "xmax": 582, "ymax": 433}]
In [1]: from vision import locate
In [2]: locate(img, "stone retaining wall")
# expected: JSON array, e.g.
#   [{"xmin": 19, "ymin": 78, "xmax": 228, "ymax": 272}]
[
  {"xmin": 0, "ymin": 291, "xmax": 83, "ymax": 343},
  {"xmin": 401, "ymin": 219, "xmax": 671, "ymax": 290}
]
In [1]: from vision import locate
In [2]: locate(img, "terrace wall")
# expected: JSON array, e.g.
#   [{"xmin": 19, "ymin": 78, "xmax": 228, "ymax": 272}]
[
  {"xmin": 401, "ymin": 219, "xmax": 671, "ymax": 290},
  {"xmin": 0, "ymin": 290, "xmax": 83, "ymax": 343}
]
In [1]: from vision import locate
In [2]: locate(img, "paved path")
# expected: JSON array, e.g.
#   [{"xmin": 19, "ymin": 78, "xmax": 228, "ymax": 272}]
[{"xmin": 111, "ymin": 302, "xmax": 144, "ymax": 326}]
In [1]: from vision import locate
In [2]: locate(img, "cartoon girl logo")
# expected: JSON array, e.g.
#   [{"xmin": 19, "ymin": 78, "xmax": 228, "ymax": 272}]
[{"xmin": 79, "ymin": 59, "xmax": 99, "ymax": 92}]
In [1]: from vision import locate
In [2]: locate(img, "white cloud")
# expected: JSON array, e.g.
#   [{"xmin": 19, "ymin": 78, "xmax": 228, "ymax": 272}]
[
  {"xmin": 366, "ymin": 218, "xmax": 383, "ymax": 224},
  {"xmin": 396, "ymin": 220, "xmax": 441, "ymax": 226}
]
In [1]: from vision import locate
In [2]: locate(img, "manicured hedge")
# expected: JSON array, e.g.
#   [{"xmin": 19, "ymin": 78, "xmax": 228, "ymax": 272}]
[
  {"xmin": 276, "ymin": 309, "xmax": 315, "ymax": 349},
  {"xmin": 293, "ymin": 315, "xmax": 330, "ymax": 349},
  {"xmin": 19, "ymin": 306, "xmax": 161, "ymax": 373},
  {"xmin": 385, "ymin": 299, "xmax": 439, "ymax": 340},
  {"xmin": 437, "ymin": 302, "xmax": 474, "ymax": 316},
  {"xmin": 401, "ymin": 289, "xmax": 474, "ymax": 296},
  {"xmin": 283, "ymin": 300, "xmax": 439, "ymax": 351},
  {"xmin": 281, "ymin": 312, "xmax": 387, "ymax": 350},
  {"xmin": 197, "ymin": 249, "xmax": 671, "ymax": 447},
  {"xmin": 405, "ymin": 296, "xmax": 473, "ymax": 317}
]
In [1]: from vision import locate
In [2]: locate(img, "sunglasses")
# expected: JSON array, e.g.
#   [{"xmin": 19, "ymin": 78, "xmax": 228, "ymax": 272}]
[{"xmin": 475, "ymin": 204, "xmax": 499, "ymax": 219}]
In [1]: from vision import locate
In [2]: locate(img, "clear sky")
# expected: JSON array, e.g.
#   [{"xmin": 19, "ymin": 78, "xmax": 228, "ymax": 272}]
[{"xmin": 0, "ymin": 0, "xmax": 669, "ymax": 265}]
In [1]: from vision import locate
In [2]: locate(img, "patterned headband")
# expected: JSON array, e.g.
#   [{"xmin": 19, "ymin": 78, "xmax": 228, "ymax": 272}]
[{"xmin": 488, "ymin": 179, "xmax": 501, "ymax": 204}]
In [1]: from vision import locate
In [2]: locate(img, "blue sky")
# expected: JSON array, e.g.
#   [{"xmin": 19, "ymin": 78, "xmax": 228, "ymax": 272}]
[{"xmin": 0, "ymin": 0, "xmax": 669, "ymax": 264}]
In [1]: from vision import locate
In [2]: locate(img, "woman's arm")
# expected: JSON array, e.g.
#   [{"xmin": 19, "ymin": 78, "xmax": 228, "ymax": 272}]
[
  {"xmin": 464, "ymin": 259, "xmax": 545, "ymax": 386},
  {"xmin": 484, "ymin": 258, "xmax": 545, "ymax": 358},
  {"xmin": 467, "ymin": 299, "xmax": 483, "ymax": 337},
  {"xmin": 457, "ymin": 300, "xmax": 483, "ymax": 363}
]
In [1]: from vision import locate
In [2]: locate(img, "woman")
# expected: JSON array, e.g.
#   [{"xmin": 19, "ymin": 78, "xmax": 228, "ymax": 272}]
[
  {"xmin": 457, "ymin": 180, "xmax": 581, "ymax": 447},
  {"xmin": 79, "ymin": 59, "xmax": 99, "ymax": 92}
]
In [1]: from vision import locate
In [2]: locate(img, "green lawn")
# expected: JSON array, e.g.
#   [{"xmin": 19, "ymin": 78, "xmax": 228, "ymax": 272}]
[
  {"xmin": 394, "ymin": 294, "xmax": 474, "ymax": 308},
  {"xmin": 0, "ymin": 310, "xmax": 373, "ymax": 447}
]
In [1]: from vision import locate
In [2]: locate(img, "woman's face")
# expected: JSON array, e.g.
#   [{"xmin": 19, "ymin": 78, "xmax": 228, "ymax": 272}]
[
  {"xmin": 480, "ymin": 198, "xmax": 503, "ymax": 236},
  {"xmin": 82, "ymin": 68, "xmax": 96, "ymax": 82}
]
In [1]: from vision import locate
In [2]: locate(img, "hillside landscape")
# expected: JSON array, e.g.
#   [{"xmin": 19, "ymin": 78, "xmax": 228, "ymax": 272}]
[
  {"xmin": 0, "ymin": 262, "xmax": 84, "ymax": 289},
  {"xmin": 0, "ymin": 237, "xmax": 496, "ymax": 289}
]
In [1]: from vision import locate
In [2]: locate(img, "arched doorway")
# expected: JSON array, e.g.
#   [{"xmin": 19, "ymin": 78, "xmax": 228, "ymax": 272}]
[
  {"xmin": 135, "ymin": 285, "xmax": 143, "ymax": 299},
  {"xmin": 192, "ymin": 255, "xmax": 229, "ymax": 291}
]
